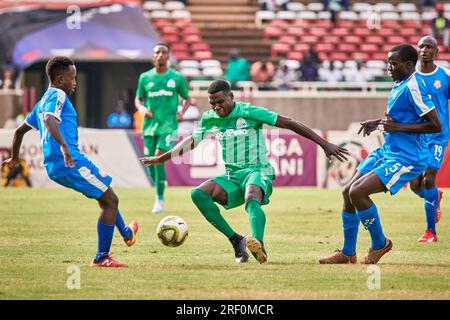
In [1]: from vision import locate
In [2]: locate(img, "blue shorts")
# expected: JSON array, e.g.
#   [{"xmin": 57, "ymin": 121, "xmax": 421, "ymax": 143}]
[
  {"xmin": 357, "ymin": 148, "xmax": 425, "ymax": 195},
  {"xmin": 50, "ymin": 160, "xmax": 112, "ymax": 199},
  {"xmin": 426, "ymin": 143, "xmax": 447, "ymax": 170}
]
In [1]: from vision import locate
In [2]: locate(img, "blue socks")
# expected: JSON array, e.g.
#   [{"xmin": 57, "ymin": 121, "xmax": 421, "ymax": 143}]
[
  {"xmin": 356, "ymin": 204, "xmax": 386, "ymax": 250},
  {"xmin": 95, "ymin": 221, "xmax": 115, "ymax": 262},
  {"xmin": 341, "ymin": 211, "xmax": 360, "ymax": 256},
  {"xmin": 424, "ymin": 187, "xmax": 438, "ymax": 234},
  {"xmin": 115, "ymin": 209, "xmax": 132, "ymax": 240}
]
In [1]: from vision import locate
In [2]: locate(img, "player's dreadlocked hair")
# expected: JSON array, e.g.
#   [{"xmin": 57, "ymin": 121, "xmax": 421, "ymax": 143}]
[
  {"xmin": 45, "ymin": 56, "xmax": 75, "ymax": 83},
  {"xmin": 208, "ymin": 80, "xmax": 231, "ymax": 94},
  {"xmin": 390, "ymin": 44, "xmax": 419, "ymax": 65}
]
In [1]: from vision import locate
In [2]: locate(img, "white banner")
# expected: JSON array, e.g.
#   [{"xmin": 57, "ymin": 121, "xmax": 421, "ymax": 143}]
[{"xmin": 0, "ymin": 128, "xmax": 150, "ymax": 188}]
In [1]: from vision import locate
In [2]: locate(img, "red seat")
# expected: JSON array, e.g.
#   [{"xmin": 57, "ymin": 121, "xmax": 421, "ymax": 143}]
[
  {"xmin": 381, "ymin": 20, "xmax": 400, "ymax": 28},
  {"xmin": 174, "ymin": 19, "xmax": 192, "ymax": 28},
  {"xmin": 387, "ymin": 36, "xmax": 406, "ymax": 44},
  {"xmin": 300, "ymin": 35, "xmax": 319, "ymax": 44},
  {"xmin": 293, "ymin": 43, "xmax": 311, "ymax": 52},
  {"xmin": 352, "ymin": 52, "xmax": 370, "ymax": 61},
  {"xmin": 354, "ymin": 28, "xmax": 372, "ymax": 36},
  {"xmin": 376, "ymin": 28, "xmax": 396, "ymax": 37},
  {"xmin": 322, "ymin": 36, "xmax": 340, "ymax": 44},
  {"xmin": 193, "ymin": 51, "xmax": 213, "ymax": 60},
  {"xmin": 343, "ymin": 36, "xmax": 362, "ymax": 44},
  {"xmin": 402, "ymin": 20, "xmax": 421, "ymax": 28},
  {"xmin": 287, "ymin": 51, "xmax": 304, "ymax": 60},
  {"xmin": 191, "ymin": 43, "xmax": 210, "ymax": 51},
  {"xmin": 162, "ymin": 35, "xmax": 179, "ymax": 43},
  {"xmin": 316, "ymin": 43, "xmax": 334, "ymax": 52},
  {"xmin": 279, "ymin": 35, "xmax": 298, "ymax": 44},
  {"xmin": 366, "ymin": 36, "xmax": 384, "ymax": 45},
  {"xmin": 271, "ymin": 19, "xmax": 291, "ymax": 27},
  {"xmin": 381, "ymin": 44, "xmax": 394, "ymax": 53},
  {"xmin": 151, "ymin": 19, "xmax": 171, "ymax": 27},
  {"xmin": 286, "ymin": 27, "xmax": 306, "ymax": 37},
  {"xmin": 329, "ymin": 52, "xmax": 350, "ymax": 61},
  {"xmin": 360, "ymin": 44, "xmax": 379, "ymax": 53},
  {"xmin": 408, "ymin": 35, "xmax": 422, "ymax": 44},
  {"xmin": 371, "ymin": 52, "xmax": 388, "ymax": 60},
  {"xmin": 315, "ymin": 19, "xmax": 333, "ymax": 28},
  {"xmin": 160, "ymin": 26, "xmax": 179, "ymax": 35},
  {"xmin": 271, "ymin": 43, "xmax": 290, "ymax": 58},
  {"xmin": 183, "ymin": 26, "xmax": 201, "ymax": 35},
  {"xmin": 310, "ymin": 27, "xmax": 328, "ymax": 36},
  {"xmin": 184, "ymin": 34, "xmax": 202, "ymax": 43},
  {"xmin": 398, "ymin": 28, "xmax": 417, "ymax": 37},
  {"xmin": 292, "ymin": 19, "xmax": 310, "ymax": 27},
  {"xmin": 318, "ymin": 52, "xmax": 328, "ymax": 61},
  {"xmin": 332, "ymin": 28, "xmax": 351, "ymax": 36},
  {"xmin": 172, "ymin": 51, "xmax": 191, "ymax": 60},
  {"xmin": 335, "ymin": 20, "xmax": 355, "ymax": 28},
  {"xmin": 171, "ymin": 43, "xmax": 189, "ymax": 51},
  {"xmin": 337, "ymin": 43, "xmax": 357, "ymax": 52},
  {"xmin": 263, "ymin": 27, "xmax": 283, "ymax": 40},
  {"xmin": 437, "ymin": 53, "xmax": 450, "ymax": 60}
]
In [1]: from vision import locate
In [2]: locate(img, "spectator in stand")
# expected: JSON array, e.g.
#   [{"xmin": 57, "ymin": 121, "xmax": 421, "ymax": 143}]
[
  {"xmin": 259, "ymin": 0, "xmax": 289, "ymax": 11},
  {"xmin": 225, "ymin": 48, "xmax": 250, "ymax": 89},
  {"xmin": 107, "ymin": 100, "xmax": 132, "ymax": 129},
  {"xmin": 272, "ymin": 62, "xmax": 297, "ymax": 90},
  {"xmin": 307, "ymin": 46, "xmax": 322, "ymax": 65},
  {"xmin": 345, "ymin": 60, "xmax": 372, "ymax": 83},
  {"xmin": 322, "ymin": 0, "xmax": 350, "ymax": 11},
  {"xmin": 298, "ymin": 52, "xmax": 319, "ymax": 81},
  {"xmin": 0, "ymin": 68, "xmax": 15, "ymax": 90},
  {"xmin": 319, "ymin": 61, "xmax": 344, "ymax": 82},
  {"xmin": 430, "ymin": 3, "xmax": 450, "ymax": 48},
  {"xmin": 417, "ymin": 0, "xmax": 437, "ymax": 11},
  {"xmin": 250, "ymin": 59, "xmax": 275, "ymax": 90},
  {"xmin": 323, "ymin": 0, "xmax": 349, "ymax": 24}
]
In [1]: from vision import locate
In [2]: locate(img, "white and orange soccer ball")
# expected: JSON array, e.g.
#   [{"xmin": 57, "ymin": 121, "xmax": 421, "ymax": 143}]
[{"xmin": 156, "ymin": 215, "xmax": 188, "ymax": 247}]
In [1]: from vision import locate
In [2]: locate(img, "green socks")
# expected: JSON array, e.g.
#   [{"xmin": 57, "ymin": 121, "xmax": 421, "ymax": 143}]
[
  {"xmin": 191, "ymin": 188, "xmax": 235, "ymax": 238},
  {"xmin": 155, "ymin": 164, "xmax": 166, "ymax": 200},
  {"xmin": 245, "ymin": 199, "xmax": 266, "ymax": 242}
]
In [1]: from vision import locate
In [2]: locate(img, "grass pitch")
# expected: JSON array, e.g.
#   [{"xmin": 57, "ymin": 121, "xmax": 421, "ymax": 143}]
[{"xmin": 1, "ymin": 187, "xmax": 450, "ymax": 300}]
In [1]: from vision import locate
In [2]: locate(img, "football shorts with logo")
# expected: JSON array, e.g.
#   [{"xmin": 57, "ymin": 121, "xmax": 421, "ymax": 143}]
[
  {"xmin": 50, "ymin": 159, "xmax": 112, "ymax": 200},
  {"xmin": 212, "ymin": 165, "xmax": 275, "ymax": 209},
  {"xmin": 426, "ymin": 143, "xmax": 447, "ymax": 170},
  {"xmin": 357, "ymin": 148, "xmax": 426, "ymax": 195},
  {"xmin": 143, "ymin": 133, "xmax": 175, "ymax": 155}
]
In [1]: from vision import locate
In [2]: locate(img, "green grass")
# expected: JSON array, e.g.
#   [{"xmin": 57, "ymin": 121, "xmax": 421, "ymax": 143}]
[{"xmin": 1, "ymin": 187, "xmax": 450, "ymax": 299}]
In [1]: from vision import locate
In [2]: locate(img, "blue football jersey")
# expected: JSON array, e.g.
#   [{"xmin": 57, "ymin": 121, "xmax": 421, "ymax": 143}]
[
  {"xmin": 416, "ymin": 66, "xmax": 450, "ymax": 146},
  {"xmin": 25, "ymin": 87, "xmax": 88, "ymax": 178},
  {"xmin": 382, "ymin": 72, "xmax": 436, "ymax": 163}
]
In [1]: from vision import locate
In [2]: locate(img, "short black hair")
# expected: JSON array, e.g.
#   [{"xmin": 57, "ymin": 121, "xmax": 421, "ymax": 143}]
[
  {"xmin": 390, "ymin": 44, "xmax": 418, "ymax": 65},
  {"xmin": 45, "ymin": 56, "xmax": 74, "ymax": 82},
  {"xmin": 154, "ymin": 42, "xmax": 170, "ymax": 52},
  {"xmin": 208, "ymin": 80, "xmax": 231, "ymax": 94}
]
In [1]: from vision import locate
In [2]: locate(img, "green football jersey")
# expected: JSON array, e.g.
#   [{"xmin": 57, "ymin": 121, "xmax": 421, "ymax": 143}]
[
  {"xmin": 136, "ymin": 68, "xmax": 189, "ymax": 136},
  {"xmin": 193, "ymin": 102, "xmax": 278, "ymax": 171}
]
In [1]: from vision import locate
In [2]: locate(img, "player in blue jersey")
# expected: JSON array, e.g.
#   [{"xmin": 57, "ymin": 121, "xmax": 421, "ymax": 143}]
[
  {"xmin": 409, "ymin": 36, "xmax": 450, "ymax": 243},
  {"xmin": 2, "ymin": 57, "xmax": 138, "ymax": 267},
  {"xmin": 319, "ymin": 44, "xmax": 442, "ymax": 264}
]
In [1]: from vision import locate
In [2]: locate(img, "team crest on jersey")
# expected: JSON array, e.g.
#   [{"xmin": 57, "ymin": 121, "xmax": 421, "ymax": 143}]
[
  {"xmin": 148, "ymin": 82, "xmax": 154, "ymax": 88},
  {"xmin": 236, "ymin": 118, "xmax": 247, "ymax": 129},
  {"xmin": 167, "ymin": 79, "xmax": 176, "ymax": 88},
  {"xmin": 434, "ymin": 80, "xmax": 442, "ymax": 89}
]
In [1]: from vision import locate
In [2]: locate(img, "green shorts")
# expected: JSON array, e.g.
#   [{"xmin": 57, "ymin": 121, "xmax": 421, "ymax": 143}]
[
  {"xmin": 212, "ymin": 166, "xmax": 274, "ymax": 209},
  {"xmin": 143, "ymin": 133, "xmax": 175, "ymax": 155}
]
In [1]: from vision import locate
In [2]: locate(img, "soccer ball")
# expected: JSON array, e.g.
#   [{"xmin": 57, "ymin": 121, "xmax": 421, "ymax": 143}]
[{"xmin": 156, "ymin": 215, "xmax": 188, "ymax": 247}]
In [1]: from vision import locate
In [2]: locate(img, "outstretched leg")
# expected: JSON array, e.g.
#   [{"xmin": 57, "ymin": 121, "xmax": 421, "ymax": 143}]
[
  {"xmin": 349, "ymin": 172, "xmax": 392, "ymax": 264},
  {"xmin": 191, "ymin": 180, "xmax": 249, "ymax": 263}
]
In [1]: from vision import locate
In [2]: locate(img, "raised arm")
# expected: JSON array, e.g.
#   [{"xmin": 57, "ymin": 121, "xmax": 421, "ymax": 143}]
[
  {"xmin": 140, "ymin": 135, "xmax": 199, "ymax": 166},
  {"xmin": 274, "ymin": 115, "xmax": 350, "ymax": 162},
  {"xmin": 379, "ymin": 109, "xmax": 441, "ymax": 134},
  {"xmin": 44, "ymin": 114, "xmax": 75, "ymax": 168},
  {"xmin": 2, "ymin": 122, "xmax": 32, "ymax": 168}
]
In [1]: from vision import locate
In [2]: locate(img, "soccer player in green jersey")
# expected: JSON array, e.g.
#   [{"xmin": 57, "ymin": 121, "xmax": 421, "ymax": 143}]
[
  {"xmin": 135, "ymin": 43, "xmax": 191, "ymax": 213},
  {"xmin": 140, "ymin": 80, "xmax": 349, "ymax": 264}
]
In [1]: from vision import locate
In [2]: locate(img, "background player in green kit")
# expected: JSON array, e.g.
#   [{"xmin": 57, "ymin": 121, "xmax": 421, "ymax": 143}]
[
  {"xmin": 140, "ymin": 80, "xmax": 349, "ymax": 264},
  {"xmin": 135, "ymin": 43, "xmax": 191, "ymax": 213}
]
